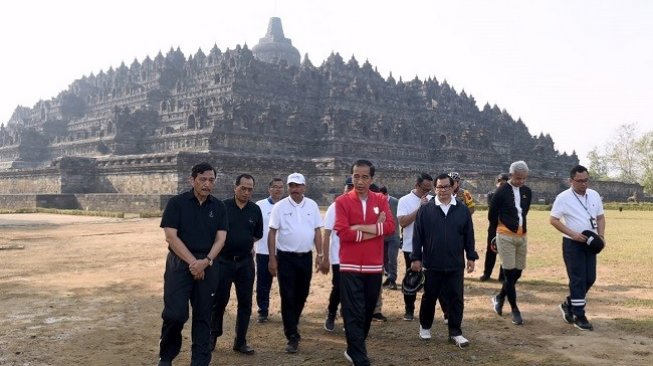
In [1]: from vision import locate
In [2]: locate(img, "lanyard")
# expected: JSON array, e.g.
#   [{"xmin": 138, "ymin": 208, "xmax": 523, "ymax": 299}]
[{"xmin": 571, "ymin": 189, "xmax": 593, "ymax": 218}]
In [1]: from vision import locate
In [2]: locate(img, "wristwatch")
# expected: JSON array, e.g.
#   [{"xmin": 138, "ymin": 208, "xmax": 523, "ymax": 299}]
[{"xmin": 206, "ymin": 257, "xmax": 213, "ymax": 266}]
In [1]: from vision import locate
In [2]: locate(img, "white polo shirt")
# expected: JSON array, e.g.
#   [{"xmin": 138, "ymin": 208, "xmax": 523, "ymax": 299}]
[
  {"xmin": 323, "ymin": 202, "xmax": 340, "ymax": 265},
  {"xmin": 397, "ymin": 191, "xmax": 432, "ymax": 253},
  {"xmin": 269, "ymin": 196, "xmax": 322, "ymax": 253},
  {"xmin": 551, "ymin": 188, "xmax": 604, "ymax": 237},
  {"xmin": 254, "ymin": 197, "xmax": 275, "ymax": 255}
]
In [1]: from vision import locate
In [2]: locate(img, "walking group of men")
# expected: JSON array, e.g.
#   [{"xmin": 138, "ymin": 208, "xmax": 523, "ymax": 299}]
[{"xmin": 156, "ymin": 160, "xmax": 606, "ymax": 366}]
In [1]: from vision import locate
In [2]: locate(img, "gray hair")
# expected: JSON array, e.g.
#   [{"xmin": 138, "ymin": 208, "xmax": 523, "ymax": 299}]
[{"xmin": 509, "ymin": 160, "xmax": 529, "ymax": 174}]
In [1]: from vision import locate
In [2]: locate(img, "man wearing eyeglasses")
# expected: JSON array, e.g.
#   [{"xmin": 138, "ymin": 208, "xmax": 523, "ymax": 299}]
[
  {"xmin": 550, "ymin": 165, "xmax": 606, "ymax": 331},
  {"xmin": 210, "ymin": 174, "xmax": 263, "ymax": 354},
  {"xmin": 158, "ymin": 162, "xmax": 228, "ymax": 366},
  {"xmin": 397, "ymin": 173, "xmax": 434, "ymax": 321},
  {"xmin": 410, "ymin": 173, "xmax": 477, "ymax": 348}
]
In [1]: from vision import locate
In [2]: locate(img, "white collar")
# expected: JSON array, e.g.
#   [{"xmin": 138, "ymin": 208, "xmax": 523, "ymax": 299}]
[{"xmin": 434, "ymin": 195, "xmax": 456, "ymax": 206}]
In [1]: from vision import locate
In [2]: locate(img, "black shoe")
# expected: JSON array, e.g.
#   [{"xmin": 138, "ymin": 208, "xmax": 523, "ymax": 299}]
[
  {"xmin": 559, "ymin": 302, "xmax": 573, "ymax": 324},
  {"xmin": 208, "ymin": 332, "xmax": 218, "ymax": 352},
  {"xmin": 479, "ymin": 274, "xmax": 490, "ymax": 282},
  {"xmin": 372, "ymin": 313, "xmax": 388, "ymax": 322},
  {"xmin": 324, "ymin": 314, "xmax": 336, "ymax": 331},
  {"xmin": 403, "ymin": 311, "xmax": 414, "ymax": 321},
  {"xmin": 285, "ymin": 337, "xmax": 299, "ymax": 353},
  {"xmin": 511, "ymin": 309, "xmax": 523, "ymax": 325},
  {"xmin": 157, "ymin": 361, "xmax": 172, "ymax": 366},
  {"xmin": 574, "ymin": 315, "xmax": 594, "ymax": 331},
  {"xmin": 257, "ymin": 314, "xmax": 268, "ymax": 323},
  {"xmin": 491, "ymin": 295, "xmax": 504, "ymax": 316},
  {"xmin": 233, "ymin": 344, "xmax": 255, "ymax": 355},
  {"xmin": 383, "ymin": 280, "xmax": 398, "ymax": 290}
]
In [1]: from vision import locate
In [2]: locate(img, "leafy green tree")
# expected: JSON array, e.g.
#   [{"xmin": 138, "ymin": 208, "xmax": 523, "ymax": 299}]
[
  {"xmin": 587, "ymin": 146, "xmax": 610, "ymax": 180},
  {"xmin": 636, "ymin": 131, "xmax": 653, "ymax": 194},
  {"xmin": 606, "ymin": 123, "xmax": 640, "ymax": 184}
]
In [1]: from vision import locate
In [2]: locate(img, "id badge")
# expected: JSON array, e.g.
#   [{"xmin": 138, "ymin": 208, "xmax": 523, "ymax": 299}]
[{"xmin": 590, "ymin": 217, "xmax": 597, "ymax": 229}]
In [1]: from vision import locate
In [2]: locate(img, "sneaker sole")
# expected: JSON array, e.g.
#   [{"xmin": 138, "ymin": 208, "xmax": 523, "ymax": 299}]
[
  {"xmin": 344, "ymin": 350, "xmax": 353, "ymax": 363},
  {"xmin": 573, "ymin": 323, "xmax": 594, "ymax": 331},
  {"xmin": 559, "ymin": 304, "xmax": 573, "ymax": 324},
  {"xmin": 324, "ymin": 325, "xmax": 335, "ymax": 332},
  {"xmin": 491, "ymin": 297, "xmax": 503, "ymax": 316},
  {"xmin": 449, "ymin": 339, "xmax": 469, "ymax": 348}
]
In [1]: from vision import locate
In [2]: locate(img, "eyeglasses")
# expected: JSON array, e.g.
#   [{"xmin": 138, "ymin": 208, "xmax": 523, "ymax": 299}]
[
  {"xmin": 572, "ymin": 178, "xmax": 589, "ymax": 183},
  {"xmin": 435, "ymin": 185, "xmax": 451, "ymax": 190}
]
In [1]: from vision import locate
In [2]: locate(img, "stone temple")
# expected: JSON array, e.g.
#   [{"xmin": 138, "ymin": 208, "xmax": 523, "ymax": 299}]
[{"xmin": 0, "ymin": 18, "xmax": 640, "ymax": 211}]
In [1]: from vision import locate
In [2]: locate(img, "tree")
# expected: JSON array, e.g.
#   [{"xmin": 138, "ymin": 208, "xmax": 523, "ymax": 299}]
[
  {"xmin": 587, "ymin": 146, "xmax": 610, "ymax": 180},
  {"xmin": 606, "ymin": 123, "xmax": 640, "ymax": 183},
  {"xmin": 636, "ymin": 131, "xmax": 653, "ymax": 194}
]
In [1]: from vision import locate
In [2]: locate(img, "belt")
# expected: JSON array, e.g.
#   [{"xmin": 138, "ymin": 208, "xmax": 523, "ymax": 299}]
[
  {"xmin": 277, "ymin": 250, "xmax": 312, "ymax": 257},
  {"xmin": 219, "ymin": 254, "xmax": 251, "ymax": 262}
]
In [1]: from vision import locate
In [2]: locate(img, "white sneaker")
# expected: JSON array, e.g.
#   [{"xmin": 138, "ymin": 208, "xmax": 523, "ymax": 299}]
[
  {"xmin": 344, "ymin": 350, "xmax": 353, "ymax": 363},
  {"xmin": 419, "ymin": 325, "xmax": 431, "ymax": 340},
  {"xmin": 450, "ymin": 334, "xmax": 470, "ymax": 348}
]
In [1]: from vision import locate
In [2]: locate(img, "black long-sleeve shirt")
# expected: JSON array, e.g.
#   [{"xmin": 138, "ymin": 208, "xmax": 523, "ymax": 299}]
[{"xmin": 410, "ymin": 198, "xmax": 478, "ymax": 271}]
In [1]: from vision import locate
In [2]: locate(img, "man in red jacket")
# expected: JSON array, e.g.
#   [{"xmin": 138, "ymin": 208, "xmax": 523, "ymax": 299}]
[{"xmin": 335, "ymin": 159, "xmax": 395, "ymax": 366}]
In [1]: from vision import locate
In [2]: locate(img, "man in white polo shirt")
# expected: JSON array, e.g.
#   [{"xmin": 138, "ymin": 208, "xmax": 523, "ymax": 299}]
[
  {"xmin": 397, "ymin": 173, "xmax": 434, "ymax": 321},
  {"xmin": 550, "ymin": 165, "xmax": 606, "ymax": 331},
  {"xmin": 267, "ymin": 172, "xmax": 326, "ymax": 354}
]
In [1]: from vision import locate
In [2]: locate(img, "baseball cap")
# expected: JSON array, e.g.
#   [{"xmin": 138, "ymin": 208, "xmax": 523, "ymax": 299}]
[
  {"xmin": 287, "ymin": 172, "xmax": 306, "ymax": 185},
  {"xmin": 449, "ymin": 172, "xmax": 460, "ymax": 181},
  {"xmin": 582, "ymin": 230, "xmax": 605, "ymax": 254},
  {"xmin": 345, "ymin": 177, "xmax": 354, "ymax": 186}
]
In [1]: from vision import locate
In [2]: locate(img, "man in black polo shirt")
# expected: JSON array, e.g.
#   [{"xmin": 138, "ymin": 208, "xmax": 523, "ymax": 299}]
[
  {"xmin": 158, "ymin": 162, "xmax": 228, "ymax": 366},
  {"xmin": 210, "ymin": 174, "xmax": 263, "ymax": 355}
]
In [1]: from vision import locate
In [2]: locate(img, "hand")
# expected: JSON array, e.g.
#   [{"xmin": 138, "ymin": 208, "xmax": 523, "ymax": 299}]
[
  {"xmin": 571, "ymin": 231, "xmax": 588, "ymax": 243},
  {"xmin": 490, "ymin": 237, "xmax": 498, "ymax": 253},
  {"xmin": 377, "ymin": 212, "xmax": 386, "ymax": 223},
  {"xmin": 317, "ymin": 257, "xmax": 330, "ymax": 274},
  {"xmin": 193, "ymin": 270, "xmax": 205, "ymax": 280},
  {"xmin": 189, "ymin": 258, "xmax": 208, "ymax": 276},
  {"xmin": 350, "ymin": 224, "xmax": 361, "ymax": 231},
  {"xmin": 420, "ymin": 195, "xmax": 429, "ymax": 205},
  {"xmin": 268, "ymin": 257, "xmax": 278, "ymax": 277},
  {"xmin": 410, "ymin": 260, "xmax": 422, "ymax": 272},
  {"xmin": 466, "ymin": 260, "xmax": 475, "ymax": 273}
]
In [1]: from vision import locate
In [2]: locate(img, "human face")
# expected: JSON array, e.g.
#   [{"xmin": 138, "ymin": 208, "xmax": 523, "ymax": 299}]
[
  {"xmin": 268, "ymin": 181, "xmax": 285, "ymax": 202},
  {"xmin": 510, "ymin": 170, "xmax": 528, "ymax": 188},
  {"xmin": 415, "ymin": 180, "xmax": 433, "ymax": 197},
  {"xmin": 234, "ymin": 177, "xmax": 254, "ymax": 204},
  {"xmin": 352, "ymin": 165, "xmax": 373, "ymax": 197},
  {"xmin": 435, "ymin": 178, "xmax": 453, "ymax": 202},
  {"xmin": 570, "ymin": 171, "xmax": 590, "ymax": 195},
  {"xmin": 190, "ymin": 170, "xmax": 216, "ymax": 200},
  {"xmin": 288, "ymin": 182, "xmax": 306, "ymax": 203}
]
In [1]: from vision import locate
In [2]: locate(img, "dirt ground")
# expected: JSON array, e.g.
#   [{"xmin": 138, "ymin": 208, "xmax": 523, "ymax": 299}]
[{"xmin": 0, "ymin": 213, "xmax": 651, "ymax": 366}]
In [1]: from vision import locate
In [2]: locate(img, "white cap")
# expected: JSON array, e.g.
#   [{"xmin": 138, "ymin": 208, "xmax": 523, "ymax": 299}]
[{"xmin": 287, "ymin": 172, "xmax": 306, "ymax": 185}]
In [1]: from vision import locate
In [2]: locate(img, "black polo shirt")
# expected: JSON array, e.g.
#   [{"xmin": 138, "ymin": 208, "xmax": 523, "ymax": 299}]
[
  {"xmin": 160, "ymin": 190, "xmax": 229, "ymax": 255},
  {"xmin": 220, "ymin": 197, "xmax": 263, "ymax": 258}
]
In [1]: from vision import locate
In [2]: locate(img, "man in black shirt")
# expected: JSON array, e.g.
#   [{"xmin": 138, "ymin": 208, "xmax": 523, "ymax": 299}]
[
  {"xmin": 158, "ymin": 162, "xmax": 228, "ymax": 366},
  {"xmin": 210, "ymin": 174, "xmax": 263, "ymax": 355}
]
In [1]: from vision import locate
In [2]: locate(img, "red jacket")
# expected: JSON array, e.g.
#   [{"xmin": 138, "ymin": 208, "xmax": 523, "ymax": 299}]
[{"xmin": 335, "ymin": 190, "xmax": 395, "ymax": 273}]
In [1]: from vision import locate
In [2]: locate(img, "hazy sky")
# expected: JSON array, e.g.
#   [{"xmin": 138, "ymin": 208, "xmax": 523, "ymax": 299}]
[{"xmin": 1, "ymin": 0, "xmax": 651, "ymax": 164}]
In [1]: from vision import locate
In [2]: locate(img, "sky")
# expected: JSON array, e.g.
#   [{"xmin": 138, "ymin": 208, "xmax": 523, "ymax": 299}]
[{"xmin": 1, "ymin": 0, "xmax": 651, "ymax": 164}]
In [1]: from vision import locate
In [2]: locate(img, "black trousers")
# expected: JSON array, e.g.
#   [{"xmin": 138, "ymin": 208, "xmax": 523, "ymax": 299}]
[
  {"xmin": 562, "ymin": 238, "xmax": 597, "ymax": 317},
  {"xmin": 419, "ymin": 269, "xmax": 464, "ymax": 336},
  {"xmin": 341, "ymin": 272, "xmax": 382, "ymax": 366},
  {"xmin": 255, "ymin": 253, "xmax": 273, "ymax": 316},
  {"xmin": 402, "ymin": 251, "xmax": 417, "ymax": 313},
  {"xmin": 327, "ymin": 264, "xmax": 341, "ymax": 316},
  {"xmin": 277, "ymin": 250, "xmax": 312, "ymax": 340},
  {"xmin": 159, "ymin": 252, "xmax": 217, "ymax": 366},
  {"xmin": 210, "ymin": 255, "xmax": 255, "ymax": 347}
]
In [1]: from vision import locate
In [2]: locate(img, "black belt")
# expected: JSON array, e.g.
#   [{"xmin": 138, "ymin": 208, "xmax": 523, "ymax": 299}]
[
  {"xmin": 277, "ymin": 250, "xmax": 312, "ymax": 257},
  {"xmin": 219, "ymin": 254, "xmax": 251, "ymax": 262}
]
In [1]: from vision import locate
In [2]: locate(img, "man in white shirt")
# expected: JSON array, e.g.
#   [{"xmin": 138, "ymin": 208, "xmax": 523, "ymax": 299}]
[
  {"xmin": 397, "ymin": 173, "xmax": 433, "ymax": 321},
  {"xmin": 254, "ymin": 178, "xmax": 285, "ymax": 323},
  {"xmin": 322, "ymin": 177, "xmax": 355, "ymax": 331},
  {"xmin": 550, "ymin": 165, "xmax": 606, "ymax": 331},
  {"xmin": 268, "ymin": 172, "xmax": 327, "ymax": 353}
]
